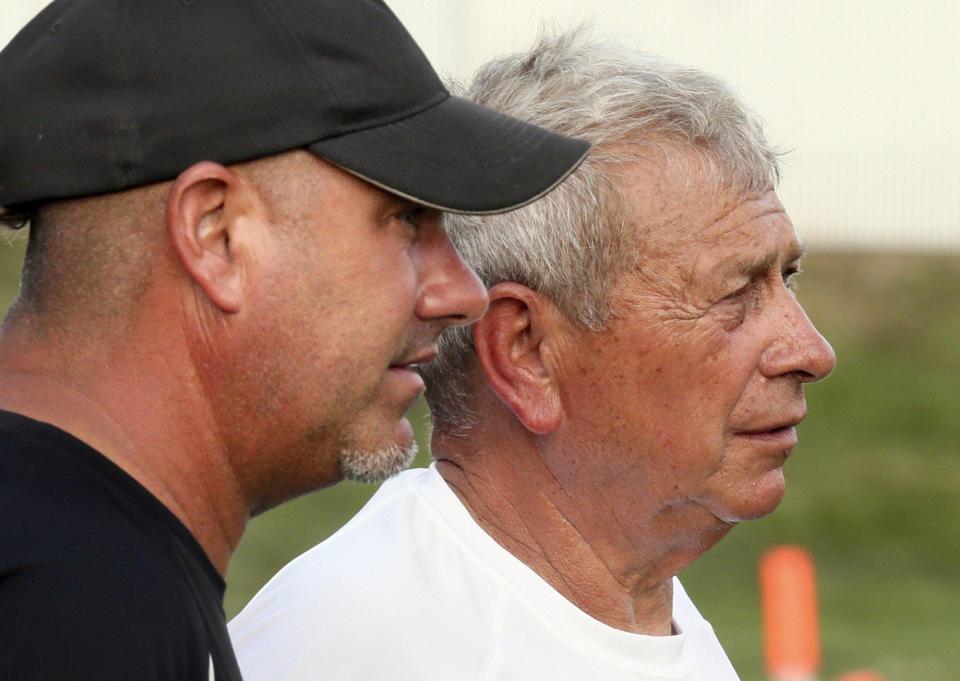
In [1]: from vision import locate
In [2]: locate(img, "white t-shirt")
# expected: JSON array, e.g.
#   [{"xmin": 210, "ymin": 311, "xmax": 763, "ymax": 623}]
[{"xmin": 230, "ymin": 465, "xmax": 741, "ymax": 681}]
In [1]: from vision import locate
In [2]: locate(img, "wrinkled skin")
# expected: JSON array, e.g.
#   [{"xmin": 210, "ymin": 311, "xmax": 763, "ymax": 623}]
[
  {"xmin": 550, "ymin": 161, "xmax": 836, "ymax": 573},
  {"xmin": 434, "ymin": 155, "xmax": 836, "ymax": 633}
]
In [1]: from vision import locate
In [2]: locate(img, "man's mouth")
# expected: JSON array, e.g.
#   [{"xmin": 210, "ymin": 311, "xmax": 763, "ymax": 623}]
[
  {"xmin": 390, "ymin": 345, "xmax": 437, "ymax": 375},
  {"xmin": 389, "ymin": 347, "xmax": 437, "ymax": 372},
  {"xmin": 734, "ymin": 410, "xmax": 806, "ymax": 448}
]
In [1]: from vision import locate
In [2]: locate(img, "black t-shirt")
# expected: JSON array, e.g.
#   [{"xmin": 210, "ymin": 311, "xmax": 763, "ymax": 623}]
[{"xmin": 0, "ymin": 410, "xmax": 243, "ymax": 680}]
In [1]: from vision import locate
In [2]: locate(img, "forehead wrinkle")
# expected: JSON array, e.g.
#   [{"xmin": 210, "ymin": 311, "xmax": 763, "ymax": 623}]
[
  {"xmin": 707, "ymin": 203, "xmax": 783, "ymax": 242},
  {"xmin": 708, "ymin": 200, "xmax": 798, "ymax": 261},
  {"xmin": 734, "ymin": 224, "xmax": 804, "ymax": 274}
]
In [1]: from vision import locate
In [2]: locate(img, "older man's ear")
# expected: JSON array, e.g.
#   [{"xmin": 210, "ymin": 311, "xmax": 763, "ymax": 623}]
[{"xmin": 471, "ymin": 282, "xmax": 564, "ymax": 435}]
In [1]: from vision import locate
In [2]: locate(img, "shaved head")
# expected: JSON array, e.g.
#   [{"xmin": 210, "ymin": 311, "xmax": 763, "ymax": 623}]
[
  {"xmin": 12, "ymin": 183, "xmax": 168, "ymax": 332},
  {"xmin": 7, "ymin": 150, "xmax": 318, "ymax": 338}
]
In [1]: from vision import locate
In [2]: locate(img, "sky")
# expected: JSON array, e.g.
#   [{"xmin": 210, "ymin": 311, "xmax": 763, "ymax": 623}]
[{"xmin": 4, "ymin": 1, "xmax": 958, "ymax": 251}]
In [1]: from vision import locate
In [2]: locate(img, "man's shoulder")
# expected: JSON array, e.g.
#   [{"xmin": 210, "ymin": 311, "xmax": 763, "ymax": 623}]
[
  {"xmin": 672, "ymin": 578, "xmax": 742, "ymax": 680},
  {"xmin": 0, "ymin": 413, "xmax": 225, "ymax": 680},
  {"xmin": 230, "ymin": 467, "xmax": 504, "ymax": 680},
  {"xmin": 0, "ymin": 420, "xmax": 191, "ymax": 596},
  {"xmin": 0, "ymin": 536, "xmax": 212, "ymax": 679},
  {"xmin": 671, "ymin": 578, "xmax": 716, "ymax": 634},
  {"xmin": 0, "ymin": 410, "xmax": 120, "ymax": 520},
  {"xmin": 236, "ymin": 467, "xmax": 450, "ymax": 610},
  {"xmin": 0, "ymin": 539, "xmax": 199, "ymax": 626}
]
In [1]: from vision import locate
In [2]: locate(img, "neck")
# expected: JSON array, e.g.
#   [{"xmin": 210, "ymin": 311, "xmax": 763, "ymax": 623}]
[
  {"xmin": 432, "ymin": 425, "xmax": 731, "ymax": 636},
  {"xmin": 0, "ymin": 320, "xmax": 247, "ymax": 576}
]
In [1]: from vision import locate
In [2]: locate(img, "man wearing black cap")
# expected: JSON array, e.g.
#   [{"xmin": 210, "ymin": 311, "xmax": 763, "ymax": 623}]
[
  {"xmin": 0, "ymin": 1, "xmax": 587, "ymax": 679},
  {"xmin": 229, "ymin": 29, "xmax": 836, "ymax": 681}
]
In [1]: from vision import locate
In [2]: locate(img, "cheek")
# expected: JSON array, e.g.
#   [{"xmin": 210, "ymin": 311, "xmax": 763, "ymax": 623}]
[
  {"xmin": 563, "ymin": 320, "xmax": 758, "ymax": 444},
  {"xmin": 695, "ymin": 319, "xmax": 768, "ymax": 402},
  {"xmin": 633, "ymin": 330, "xmax": 760, "ymax": 473},
  {"xmin": 642, "ymin": 327, "xmax": 735, "ymax": 416},
  {"xmin": 305, "ymin": 238, "xmax": 418, "ymax": 334},
  {"xmin": 714, "ymin": 324, "xmax": 774, "ymax": 416},
  {"xmin": 350, "ymin": 246, "xmax": 420, "ymax": 319}
]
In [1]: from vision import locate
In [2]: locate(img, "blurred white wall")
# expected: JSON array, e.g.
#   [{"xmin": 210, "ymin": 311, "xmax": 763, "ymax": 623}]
[{"xmin": 4, "ymin": 1, "xmax": 959, "ymax": 251}]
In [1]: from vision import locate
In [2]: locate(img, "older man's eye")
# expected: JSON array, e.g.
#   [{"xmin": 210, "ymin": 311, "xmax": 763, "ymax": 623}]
[
  {"xmin": 723, "ymin": 282, "xmax": 751, "ymax": 302},
  {"xmin": 713, "ymin": 284, "xmax": 750, "ymax": 329},
  {"xmin": 782, "ymin": 266, "xmax": 801, "ymax": 292}
]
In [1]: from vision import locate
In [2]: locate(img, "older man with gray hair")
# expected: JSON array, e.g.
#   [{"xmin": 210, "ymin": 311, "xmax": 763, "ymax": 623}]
[{"xmin": 230, "ymin": 29, "xmax": 835, "ymax": 680}]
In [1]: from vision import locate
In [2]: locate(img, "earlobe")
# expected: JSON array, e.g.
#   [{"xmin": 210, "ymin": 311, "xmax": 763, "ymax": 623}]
[
  {"xmin": 472, "ymin": 283, "xmax": 563, "ymax": 435},
  {"xmin": 165, "ymin": 162, "xmax": 248, "ymax": 314}
]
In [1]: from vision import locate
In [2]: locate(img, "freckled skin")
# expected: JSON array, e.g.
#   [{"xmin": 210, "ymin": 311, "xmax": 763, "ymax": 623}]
[
  {"xmin": 553, "ymin": 161, "xmax": 836, "ymax": 550},
  {"xmin": 435, "ymin": 151, "xmax": 835, "ymax": 635}
]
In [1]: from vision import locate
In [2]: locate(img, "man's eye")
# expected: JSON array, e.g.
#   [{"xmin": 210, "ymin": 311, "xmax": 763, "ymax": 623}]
[
  {"xmin": 723, "ymin": 282, "xmax": 752, "ymax": 302},
  {"xmin": 715, "ymin": 287, "xmax": 749, "ymax": 329},
  {"xmin": 399, "ymin": 206, "xmax": 427, "ymax": 228},
  {"xmin": 782, "ymin": 266, "xmax": 801, "ymax": 292}
]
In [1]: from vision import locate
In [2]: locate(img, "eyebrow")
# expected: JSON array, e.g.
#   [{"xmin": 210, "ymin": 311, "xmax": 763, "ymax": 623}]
[{"xmin": 732, "ymin": 242, "xmax": 806, "ymax": 278}]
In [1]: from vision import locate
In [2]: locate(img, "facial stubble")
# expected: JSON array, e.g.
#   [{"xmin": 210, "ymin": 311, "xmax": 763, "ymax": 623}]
[{"xmin": 337, "ymin": 440, "xmax": 419, "ymax": 485}]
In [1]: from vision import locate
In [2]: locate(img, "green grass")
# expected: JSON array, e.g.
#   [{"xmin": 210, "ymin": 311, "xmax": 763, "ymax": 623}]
[
  {"xmin": 2, "ymin": 235, "xmax": 957, "ymax": 681},
  {"xmin": 681, "ymin": 253, "xmax": 960, "ymax": 681},
  {"xmin": 0, "ymin": 231, "xmax": 27, "ymax": 313}
]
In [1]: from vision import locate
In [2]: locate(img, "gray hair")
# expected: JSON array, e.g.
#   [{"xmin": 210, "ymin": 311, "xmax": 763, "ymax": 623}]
[{"xmin": 422, "ymin": 27, "xmax": 782, "ymax": 433}]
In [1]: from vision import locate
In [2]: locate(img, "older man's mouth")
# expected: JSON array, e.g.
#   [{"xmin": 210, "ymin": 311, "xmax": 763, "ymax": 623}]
[
  {"xmin": 736, "ymin": 425, "xmax": 798, "ymax": 449},
  {"xmin": 735, "ymin": 412, "xmax": 805, "ymax": 449}
]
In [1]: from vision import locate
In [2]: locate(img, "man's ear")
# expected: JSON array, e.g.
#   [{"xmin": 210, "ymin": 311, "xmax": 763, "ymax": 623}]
[
  {"xmin": 472, "ymin": 282, "xmax": 564, "ymax": 435},
  {"xmin": 165, "ymin": 161, "xmax": 260, "ymax": 313}
]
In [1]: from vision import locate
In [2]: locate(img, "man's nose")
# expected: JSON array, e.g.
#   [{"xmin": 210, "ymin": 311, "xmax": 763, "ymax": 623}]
[
  {"xmin": 760, "ymin": 294, "xmax": 837, "ymax": 383},
  {"xmin": 415, "ymin": 224, "xmax": 489, "ymax": 327}
]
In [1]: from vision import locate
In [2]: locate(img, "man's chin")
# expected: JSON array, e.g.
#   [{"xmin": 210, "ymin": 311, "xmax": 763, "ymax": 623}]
[
  {"xmin": 711, "ymin": 476, "xmax": 787, "ymax": 524},
  {"xmin": 337, "ymin": 440, "xmax": 419, "ymax": 485}
]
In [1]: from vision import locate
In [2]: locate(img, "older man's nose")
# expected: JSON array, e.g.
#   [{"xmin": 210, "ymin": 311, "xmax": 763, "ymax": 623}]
[
  {"xmin": 760, "ymin": 297, "xmax": 837, "ymax": 383},
  {"xmin": 415, "ymin": 227, "xmax": 489, "ymax": 327}
]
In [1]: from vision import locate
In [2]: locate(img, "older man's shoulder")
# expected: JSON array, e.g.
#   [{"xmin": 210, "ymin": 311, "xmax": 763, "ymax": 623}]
[
  {"xmin": 230, "ymin": 465, "xmax": 501, "ymax": 680},
  {"xmin": 231, "ymin": 464, "xmax": 501, "ymax": 619}
]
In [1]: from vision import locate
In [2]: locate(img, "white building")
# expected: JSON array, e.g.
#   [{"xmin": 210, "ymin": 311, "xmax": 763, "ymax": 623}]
[{"xmin": 4, "ymin": 1, "xmax": 958, "ymax": 251}]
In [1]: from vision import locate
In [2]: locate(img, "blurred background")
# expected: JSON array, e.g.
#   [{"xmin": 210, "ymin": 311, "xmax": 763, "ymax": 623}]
[{"xmin": 2, "ymin": 2, "xmax": 958, "ymax": 679}]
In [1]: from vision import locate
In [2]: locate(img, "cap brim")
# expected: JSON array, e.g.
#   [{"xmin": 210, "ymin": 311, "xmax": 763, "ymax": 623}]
[{"xmin": 308, "ymin": 95, "xmax": 589, "ymax": 215}]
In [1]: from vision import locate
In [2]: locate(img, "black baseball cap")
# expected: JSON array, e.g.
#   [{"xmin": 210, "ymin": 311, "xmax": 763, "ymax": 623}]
[{"xmin": 0, "ymin": 0, "xmax": 588, "ymax": 218}]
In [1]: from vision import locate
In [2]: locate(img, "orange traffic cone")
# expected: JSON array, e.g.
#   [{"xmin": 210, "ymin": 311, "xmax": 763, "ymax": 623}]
[{"xmin": 760, "ymin": 546, "xmax": 821, "ymax": 681}]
